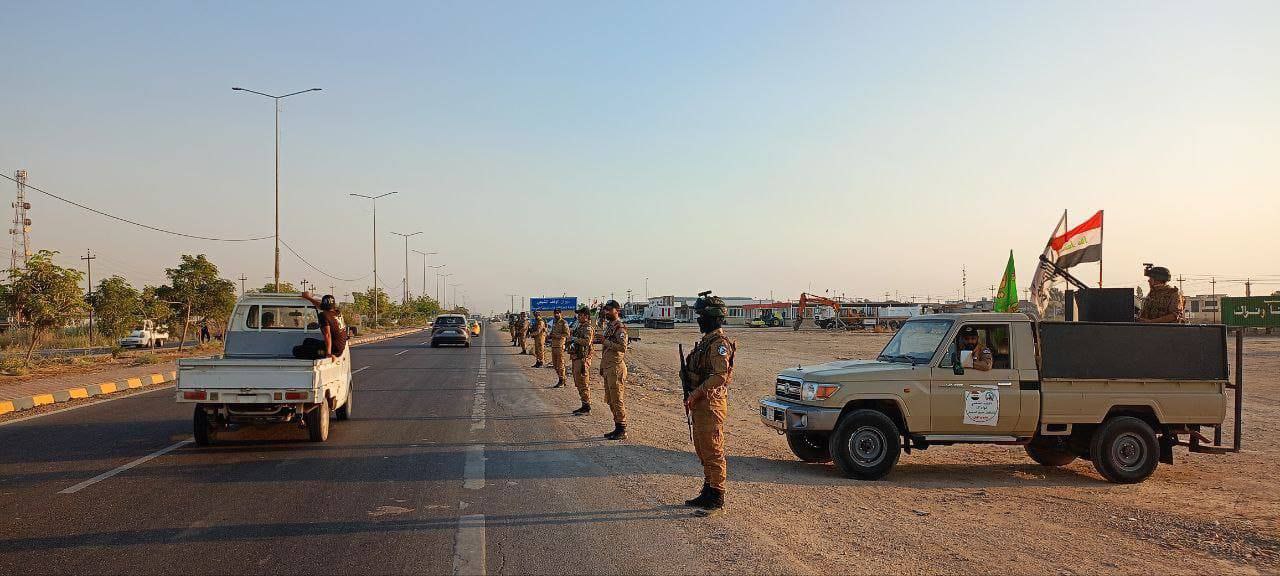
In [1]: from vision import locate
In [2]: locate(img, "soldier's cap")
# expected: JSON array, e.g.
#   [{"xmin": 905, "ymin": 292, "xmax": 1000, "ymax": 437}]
[
  {"xmin": 960, "ymin": 326, "xmax": 978, "ymax": 337},
  {"xmin": 1144, "ymin": 266, "xmax": 1172, "ymax": 282},
  {"xmin": 576, "ymin": 305, "xmax": 591, "ymax": 315},
  {"xmin": 603, "ymin": 300, "xmax": 621, "ymax": 311},
  {"xmin": 694, "ymin": 293, "xmax": 727, "ymax": 318}
]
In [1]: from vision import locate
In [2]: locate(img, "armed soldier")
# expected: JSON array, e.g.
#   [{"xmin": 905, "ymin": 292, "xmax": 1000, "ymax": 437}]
[
  {"xmin": 548, "ymin": 309, "xmax": 571, "ymax": 388},
  {"xmin": 681, "ymin": 292, "xmax": 736, "ymax": 511},
  {"xmin": 529, "ymin": 311, "xmax": 547, "ymax": 367},
  {"xmin": 569, "ymin": 306, "xmax": 594, "ymax": 414},
  {"xmin": 1138, "ymin": 265, "xmax": 1185, "ymax": 324},
  {"xmin": 516, "ymin": 312, "xmax": 529, "ymax": 354},
  {"xmin": 508, "ymin": 313, "xmax": 518, "ymax": 347},
  {"xmin": 600, "ymin": 300, "xmax": 629, "ymax": 440}
]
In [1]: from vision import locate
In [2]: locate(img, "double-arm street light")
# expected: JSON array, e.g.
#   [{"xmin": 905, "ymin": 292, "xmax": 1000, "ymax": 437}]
[
  {"xmin": 231, "ymin": 86, "xmax": 322, "ymax": 292},
  {"xmin": 439, "ymin": 273, "xmax": 454, "ymax": 309},
  {"xmin": 413, "ymin": 250, "xmax": 438, "ymax": 303},
  {"xmin": 350, "ymin": 192, "xmax": 398, "ymax": 327},
  {"xmin": 390, "ymin": 231, "xmax": 423, "ymax": 305},
  {"xmin": 450, "ymin": 283, "xmax": 462, "ymax": 311},
  {"xmin": 429, "ymin": 265, "xmax": 447, "ymax": 305}
]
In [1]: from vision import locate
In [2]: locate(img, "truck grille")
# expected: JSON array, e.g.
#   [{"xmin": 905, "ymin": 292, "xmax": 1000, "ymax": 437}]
[{"xmin": 776, "ymin": 377, "xmax": 802, "ymax": 400}]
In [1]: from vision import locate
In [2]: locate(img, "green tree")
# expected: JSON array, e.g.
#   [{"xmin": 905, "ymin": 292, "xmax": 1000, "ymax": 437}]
[
  {"xmin": 401, "ymin": 295, "xmax": 443, "ymax": 323},
  {"xmin": 4, "ymin": 251, "xmax": 87, "ymax": 363},
  {"xmin": 350, "ymin": 287, "xmax": 394, "ymax": 328},
  {"xmin": 157, "ymin": 255, "xmax": 236, "ymax": 350},
  {"xmin": 89, "ymin": 275, "xmax": 142, "ymax": 338},
  {"xmin": 140, "ymin": 285, "xmax": 176, "ymax": 334},
  {"xmin": 253, "ymin": 281, "xmax": 298, "ymax": 293}
]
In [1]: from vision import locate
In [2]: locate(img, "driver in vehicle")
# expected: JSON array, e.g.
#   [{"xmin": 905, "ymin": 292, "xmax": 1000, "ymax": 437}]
[
  {"xmin": 293, "ymin": 291, "xmax": 348, "ymax": 361},
  {"xmin": 958, "ymin": 326, "xmax": 993, "ymax": 371}
]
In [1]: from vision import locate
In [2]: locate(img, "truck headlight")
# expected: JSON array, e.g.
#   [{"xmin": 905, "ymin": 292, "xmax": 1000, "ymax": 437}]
[{"xmin": 802, "ymin": 382, "xmax": 841, "ymax": 401}]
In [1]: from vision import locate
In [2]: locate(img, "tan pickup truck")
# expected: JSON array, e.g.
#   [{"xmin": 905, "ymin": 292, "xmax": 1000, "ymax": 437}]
[{"xmin": 760, "ymin": 313, "xmax": 1239, "ymax": 483}]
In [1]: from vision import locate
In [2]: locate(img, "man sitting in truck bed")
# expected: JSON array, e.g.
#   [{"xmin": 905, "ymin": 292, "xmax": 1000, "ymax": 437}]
[
  {"xmin": 292, "ymin": 292, "xmax": 348, "ymax": 361},
  {"xmin": 958, "ymin": 325, "xmax": 993, "ymax": 371}
]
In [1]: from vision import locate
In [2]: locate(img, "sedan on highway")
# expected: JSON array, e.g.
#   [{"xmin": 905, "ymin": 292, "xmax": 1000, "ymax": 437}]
[{"xmin": 430, "ymin": 314, "xmax": 471, "ymax": 348}]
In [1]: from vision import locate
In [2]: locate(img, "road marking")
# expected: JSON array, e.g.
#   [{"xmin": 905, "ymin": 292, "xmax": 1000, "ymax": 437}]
[
  {"xmin": 395, "ymin": 349, "xmax": 409, "ymax": 356},
  {"xmin": 463, "ymin": 445, "xmax": 485, "ymax": 490},
  {"xmin": 352, "ymin": 366, "xmax": 370, "ymax": 375},
  {"xmin": 59, "ymin": 439, "xmax": 193, "ymax": 494},
  {"xmin": 452, "ymin": 514, "xmax": 486, "ymax": 575}
]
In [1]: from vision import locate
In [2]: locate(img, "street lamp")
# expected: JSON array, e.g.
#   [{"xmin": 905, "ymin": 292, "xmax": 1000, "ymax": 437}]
[
  {"xmin": 450, "ymin": 283, "xmax": 462, "ymax": 311},
  {"xmin": 413, "ymin": 250, "xmax": 438, "ymax": 302},
  {"xmin": 231, "ymin": 86, "xmax": 322, "ymax": 292},
  {"xmin": 349, "ymin": 192, "xmax": 398, "ymax": 327},
  {"xmin": 390, "ymin": 231, "xmax": 422, "ymax": 304},
  {"xmin": 429, "ymin": 264, "xmax": 446, "ymax": 303},
  {"xmin": 440, "ymin": 273, "xmax": 454, "ymax": 308}
]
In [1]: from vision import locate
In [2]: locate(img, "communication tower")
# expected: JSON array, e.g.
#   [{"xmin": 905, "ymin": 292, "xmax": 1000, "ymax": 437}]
[{"xmin": 10, "ymin": 170, "xmax": 32, "ymax": 273}]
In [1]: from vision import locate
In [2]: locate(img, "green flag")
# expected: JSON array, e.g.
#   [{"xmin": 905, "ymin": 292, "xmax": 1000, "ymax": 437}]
[{"xmin": 995, "ymin": 251, "xmax": 1018, "ymax": 312}]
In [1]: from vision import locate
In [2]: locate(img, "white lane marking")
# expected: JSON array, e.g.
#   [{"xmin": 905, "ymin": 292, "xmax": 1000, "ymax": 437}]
[
  {"xmin": 463, "ymin": 445, "xmax": 485, "ymax": 490},
  {"xmin": 59, "ymin": 439, "xmax": 194, "ymax": 494},
  {"xmin": 352, "ymin": 366, "xmax": 370, "ymax": 375},
  {"xmin": 0, "ymin": 384, "xmax": 175, "ymax": 427},
  {"xmin": 452, "ymin": 514, "xmax": 486, "ymax": 575},
  {"xmin": 395, "ymin": 349, "xmax": 409, "ymax": 356}
]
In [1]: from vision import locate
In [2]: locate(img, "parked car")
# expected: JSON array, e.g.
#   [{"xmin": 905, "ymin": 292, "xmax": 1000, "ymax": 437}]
[
  {"xmin": 623, "ymin": 314, "xmax": 644, "ymax": 324},
  {"xmin": 431, "ymin": 314, "xmax": 471, "ymax": 348},
  {"xmin": 176, "ymin": 293, "xmax": 352, "ymax": 445},
  {"xmin": 119, "ymin": 320, "xmax": 169, "ymax": 348}
]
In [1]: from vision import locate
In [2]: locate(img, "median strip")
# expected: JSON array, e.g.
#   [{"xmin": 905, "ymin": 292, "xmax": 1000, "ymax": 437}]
[{"xmin": 0, "ymin": 371, "xmax": 176, "ymax": 417}]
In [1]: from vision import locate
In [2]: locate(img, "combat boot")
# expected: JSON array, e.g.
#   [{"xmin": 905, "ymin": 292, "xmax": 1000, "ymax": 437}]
[
  {"xmin": 603, "ymin": 423, "xmax": 627, "ymax": 440},
  {"xmin": 684, "ymin": 483, "xmax": 710, "ymax": 506},
  {"xmin": 686, "ymin": 485, "xmax": 724, "ymax": 510},
  {"xmin": 551, "ymin": 377, "xmax": 565, "ymax": 388},
  {"xmin": 572, "ymin": 403, "xmax": 591, "ymax": 415},
  {"xmin": 533, "ymin": 361, "xmax": 543, "ymax": 368}
]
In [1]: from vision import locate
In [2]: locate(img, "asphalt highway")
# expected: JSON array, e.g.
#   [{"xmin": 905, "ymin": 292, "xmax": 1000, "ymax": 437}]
[{"xmin": 0, "ymin": 328, "xmax": 714, "ymax": 575}]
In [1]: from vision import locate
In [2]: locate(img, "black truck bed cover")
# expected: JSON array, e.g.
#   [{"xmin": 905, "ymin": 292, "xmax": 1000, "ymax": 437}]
[{"xmin": 1039, "ymin": 322, "xmax": 1227, "ymax": 381}]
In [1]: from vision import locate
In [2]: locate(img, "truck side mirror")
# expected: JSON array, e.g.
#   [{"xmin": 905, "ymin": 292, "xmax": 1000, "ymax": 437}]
[{"xmin": 951, "ymin": 341, "xmax": 964, "ymax": 375}]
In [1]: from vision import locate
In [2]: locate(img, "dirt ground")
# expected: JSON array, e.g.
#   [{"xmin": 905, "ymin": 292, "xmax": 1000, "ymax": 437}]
[{"xmin": 523, "ymin": 325, "xmax": 1278, "ymax": 575}]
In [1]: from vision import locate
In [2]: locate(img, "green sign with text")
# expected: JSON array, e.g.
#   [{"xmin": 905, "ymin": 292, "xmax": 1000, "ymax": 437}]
[{"xmin": 1221, "ymin": 296, "xmax": 1280, "ymax": 328}]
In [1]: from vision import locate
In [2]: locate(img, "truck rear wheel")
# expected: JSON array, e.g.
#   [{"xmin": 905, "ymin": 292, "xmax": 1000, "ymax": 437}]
[
  {"xmin": 193, "ymin": 406, "xmax": 216, "ymax": 446},
  {"xmin": 1024, "ymin": 435, "xmax": 1077, "ymax": 467},
  {"xmin": 831, "ymin": 410, "xmax": 901, "ymax": 480},
  {"xmin": 307, "ymin": 400, "xmax": 330, "ymax": 442},
  {"xmin": 1089, "ymin": 416, "xmax": 1159, "ymax": 483},
  {"xmin": 786, "ymin": 432, "xmax": 832, "ymax": 463}
]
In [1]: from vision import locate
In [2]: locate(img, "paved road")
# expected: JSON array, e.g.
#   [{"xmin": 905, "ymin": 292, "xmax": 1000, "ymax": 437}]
[{"xmin": 0, "ymin": 328, "xmax": 713, "ymax": 574}]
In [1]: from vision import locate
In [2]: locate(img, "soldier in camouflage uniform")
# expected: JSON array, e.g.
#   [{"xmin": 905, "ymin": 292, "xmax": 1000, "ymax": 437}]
[
  {"xmin": 1138, "ymin": 265, "xmax": 1184, "ymax": 324},
  {"xmin": 508, "ymin": 313, "xmax": 518, "ymax": 346},
  {"xmin": 516, "ymin": 312, "xmax": 529, "ymax": 354},
  {"xmin": 569, "ymin": 306, "xmax": 594, "ymax": 415},
  {"xmin": 600, "ymin": 300, "xmax": 629, "ymax": 440},
  {"xmin": 682, "ymin": 293, "xmax": 736, "ymax": 511},
  {"xmin": 528, "ymin": 311, "xmax": 547, "ymax": 367},
  {"xmin": 548, "ymin": 309, "xmax": 571, "ymax": 388}
]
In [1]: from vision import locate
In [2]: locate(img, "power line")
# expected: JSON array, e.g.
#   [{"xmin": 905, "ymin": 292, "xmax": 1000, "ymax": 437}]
[
  {"xmin": 279, "ymin": 238, "xmax": 369, "ymax": 282},
  {"xmin": 0, "ymin": 172, "xmax": 272, "ymax": 242}
]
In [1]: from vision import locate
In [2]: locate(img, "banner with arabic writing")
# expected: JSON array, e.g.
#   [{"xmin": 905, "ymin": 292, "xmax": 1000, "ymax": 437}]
[{"xmin": 1221, "ymin": 296, "xmax": 1280, "ymax": 328}]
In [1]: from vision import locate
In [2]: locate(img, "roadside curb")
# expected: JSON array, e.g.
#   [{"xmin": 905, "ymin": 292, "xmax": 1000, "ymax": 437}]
[
  {"xmin": 0, "ymin": 371, "xmax": 177, "ymax": 417},
  {"xmin": 0, "ymin": 328, "xmax": 424, "ymax": 418}
]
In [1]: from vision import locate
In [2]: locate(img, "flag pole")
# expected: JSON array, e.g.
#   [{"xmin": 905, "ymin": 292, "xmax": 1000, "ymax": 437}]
[{"xmin": 1098, "ymin": 210, "xmax": 1104, "ymax": 287}]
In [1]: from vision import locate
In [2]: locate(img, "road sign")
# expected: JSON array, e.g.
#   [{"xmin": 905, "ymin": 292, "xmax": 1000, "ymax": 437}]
[
  {"xmin": 1221, "ymin": 296, "xmax": 1280, "ymax": 328},
  {"xmin": 530, "ymin": 297, "xmax": 578, "ymax": 312}
]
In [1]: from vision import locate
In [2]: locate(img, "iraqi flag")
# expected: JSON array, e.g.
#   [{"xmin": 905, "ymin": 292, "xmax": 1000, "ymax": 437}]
[{"xmin": 1051, "ymin": 210, "xmax": 1103, "ymax": 269}]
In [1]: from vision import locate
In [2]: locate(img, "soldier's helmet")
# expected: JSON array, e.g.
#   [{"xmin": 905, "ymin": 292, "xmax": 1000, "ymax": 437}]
[
  {"xmin": 603, "ymin": 300, "xmax": 621, "ymax": 311},
  {"xmin": 1144, "ymin": 266, "xmax": 1172, "ymax": 282},
  {"xmin": 576, "ymin": 305, "xmax": 591, "ymax": 315},
  {"xmin": 694, "ymin": 293, "xmax": 727, "ymax": 318}
]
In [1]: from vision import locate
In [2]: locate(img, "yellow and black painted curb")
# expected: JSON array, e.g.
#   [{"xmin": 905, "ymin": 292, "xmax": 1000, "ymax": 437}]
[{"xmin": 0, "ymin": 371, "xmax": 177, "ymax": 417}]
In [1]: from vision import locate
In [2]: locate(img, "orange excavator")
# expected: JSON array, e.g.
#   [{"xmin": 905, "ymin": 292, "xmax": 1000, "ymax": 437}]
[{"xmin": 793, "ymin": 293, "xmax": 867, "ymax": 331}]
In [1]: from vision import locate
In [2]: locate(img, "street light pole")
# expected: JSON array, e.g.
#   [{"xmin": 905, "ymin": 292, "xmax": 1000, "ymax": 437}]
[
  {"xmin": 429, "ymin": 265, "xmax": 446, "ymax": 305},
  {"xmin": 391, "ymin": 231, "xmax": 422, "ymax": 304},
  {"xmin": 450, "ymin": 283, "xmax": 461, "ymax": 311},
  {"xmin": 414, "ymin": 250, "xmax": 438, "ymax": 302},
  {"xmin": 350, "ymin": 192, "xmax": 398, "ymax": 327},
  {"xmin": 232, "ymin": 86, "xmax": 322, "ymax": 292}
]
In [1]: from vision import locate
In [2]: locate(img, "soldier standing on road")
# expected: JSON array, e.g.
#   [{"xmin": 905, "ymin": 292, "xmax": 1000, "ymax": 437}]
[
  {"xmin": 682, "ymin": 293, "xmax": 735, "ymax": 511},
  {"xmin": 548, "ymin": 309, "xmax": 571, "ymax": 388},
  {"xmin": 600, "ymin": 300, "xmax": 629, "ymax": 440},
  {"xmin": 508, "ymin": 313, "xmax": 518, "ymax": 347},
  {"xmin": 516, "ymin": 312, "xmax": 529, "ymax": 354},
  {"xmin": 529, "ymin": 311, "xmax": 547, "ymax": 368},
  {"xmin": 569, "ymin": 306, "xmax": 594, "ymax": 414},
  {"xmin": 1137, "ymin": 265, "xmax": 1185, "ymax": 324}
]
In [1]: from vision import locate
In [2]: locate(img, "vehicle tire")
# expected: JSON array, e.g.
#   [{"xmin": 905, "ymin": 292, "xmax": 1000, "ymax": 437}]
[
  {"xmin": 193, "ymin": 406, "xmax": 216, "ymax": 446},
  {"xmin": 1024, "ymin": 435, "xmax": 1077, "ymax": 467},
  {"xmin": 335, "ymin": 386, "xmax": 353, "ymax": 421},
  {"xmin": 786, "ymin": 432, "xmax": 832, "ymax": 463},
  {"xmin": 307, "ymin": 400, "xmax": 330, "ymax": 442},
  {"xmin": 1089, "ymin": 416, "xmax": 1159, "ymax": 483},
  {"xmin": 431, "ymin": 341, "xmax": 440, "ymax": 348},
  {"xmin": 830, "ymin": 410, "xmax": 901, "ymax": 480}
]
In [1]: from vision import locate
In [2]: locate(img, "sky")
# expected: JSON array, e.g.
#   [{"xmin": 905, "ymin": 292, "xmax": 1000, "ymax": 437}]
[{"xmin": 2, "ymin": 1, "xmax": 1278, "ymax": 314}]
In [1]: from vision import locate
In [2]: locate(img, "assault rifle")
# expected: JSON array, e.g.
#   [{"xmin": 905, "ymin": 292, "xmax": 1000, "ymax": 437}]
[{"xmin": 678, "ymin": 343, "xmax": 694, "ymax": 443}]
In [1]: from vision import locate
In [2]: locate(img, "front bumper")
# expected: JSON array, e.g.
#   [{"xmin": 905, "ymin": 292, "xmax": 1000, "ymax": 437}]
[{"xmin": 759, "ymin": 396, "xmax": 842, "ymax": 433}]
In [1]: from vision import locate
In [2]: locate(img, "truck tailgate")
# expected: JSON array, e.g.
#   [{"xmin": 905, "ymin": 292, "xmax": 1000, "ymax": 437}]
[{"xmin": 177, "ymin": 358, "xmax": 320, "ymax": 391}]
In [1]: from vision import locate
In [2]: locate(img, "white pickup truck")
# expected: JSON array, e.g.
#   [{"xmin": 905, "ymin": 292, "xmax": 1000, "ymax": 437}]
[
  {"xmin": 176, "ymin": 293, "xmax": 352, "ymax": 445},
  {"xmin": 119, "ymin": 320, "xmax": 170, "ymax": 348}
]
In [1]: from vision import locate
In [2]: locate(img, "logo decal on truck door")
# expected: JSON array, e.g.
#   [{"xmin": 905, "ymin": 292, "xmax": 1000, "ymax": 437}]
[{"xmin": 963, "ymin": 387, "xmax": 999, "ymax": 426}]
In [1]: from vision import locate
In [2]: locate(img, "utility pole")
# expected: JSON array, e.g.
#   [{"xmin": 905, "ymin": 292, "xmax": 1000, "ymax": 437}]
[
  {"xmin": 989, "ymin": 285, "xmax": 997, "ymax": 301},
  {"xmin": 644, "ymin": 277, "xmax": 649, "ymax": 301},
  {"xmin": 1177, "ymin": 274, "xmax": 1184, "ymax": 294},
  {"xmin": 962, "ymin": 266, "xmax": 967, "ymax": 301},
  {"xmin": 391, "ymin": 231, "xmax": 422, "ymax": 304},
  {"xmin": 413, "ymin": 250, "xmax": 437, "ymax": 302},
  {"xmin": 238, "ymin": 273, "xmax": 247, "ymax": 295},
  {"xmin": 81, "ymin": 250, "xmax": 96, "ymax": 346},
  {"xmin": 506, "ymin": 294, "xmax": 516, "ymax": 314},
  {"xmin": 430, "ymin": 264, "xmax": 446, "ymax": 304},
  {"xmin": 1246, "ymin": 279, "xmax": 1252, "ymax": 297},
  {"xmin": 350, "ymin": 192, "xmax": 398, "ymax": 327},
  {"xmin": 232, "ymin": 86, "xmax": 322, "ymax": 292},
  {"xmin": 1211, "ymin": 277, "xmax": 1218, "ymax": 323}
]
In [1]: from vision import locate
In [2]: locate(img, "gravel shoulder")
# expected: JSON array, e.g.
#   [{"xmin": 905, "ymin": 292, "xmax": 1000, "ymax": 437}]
[{"xmin": 522, "ymin": 326, "xmax": 1278, "ymax": 574}]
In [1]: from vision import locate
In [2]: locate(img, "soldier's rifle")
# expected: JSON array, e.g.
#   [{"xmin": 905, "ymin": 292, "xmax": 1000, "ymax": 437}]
[{"xmin": 678, "ymin": 343, "xmax": 695, "ymax": 444}]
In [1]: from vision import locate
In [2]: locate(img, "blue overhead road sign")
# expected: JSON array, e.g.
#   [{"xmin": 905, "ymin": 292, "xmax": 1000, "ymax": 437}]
[{"xmin": 530, "ymin": 297, "xmax": 578, "ymax": 311}]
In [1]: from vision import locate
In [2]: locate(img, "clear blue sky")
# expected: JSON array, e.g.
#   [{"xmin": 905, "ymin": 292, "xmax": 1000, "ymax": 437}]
[{"xmin": 3, "ymin": 1, "xmax": 1278, "ymax": 312}]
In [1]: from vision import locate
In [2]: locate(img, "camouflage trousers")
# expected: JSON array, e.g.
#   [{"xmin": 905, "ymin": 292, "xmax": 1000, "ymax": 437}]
[
  {"xmin": 691, "ymin": 394, "xmax": 727, "ymax": 491},
  {"xmin": 571, "ymin": 358, "xmax": 591, "ymax": 404},
  {"xmin": 532, "ymin": 334, "xmax": 545, "ymax": 363},
  {"xmin": 550, "ymin": 341, "xmax": 566, "ymax": 381},
  {"xmin": 602, "ymin": 363, "xmax": 628, "ymax": 425}
]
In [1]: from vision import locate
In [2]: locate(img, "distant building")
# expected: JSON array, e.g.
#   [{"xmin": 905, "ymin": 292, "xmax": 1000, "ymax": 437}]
[{"xmin": 1184, "ymin": 294, "xmax": 1224, "ymax": 323}]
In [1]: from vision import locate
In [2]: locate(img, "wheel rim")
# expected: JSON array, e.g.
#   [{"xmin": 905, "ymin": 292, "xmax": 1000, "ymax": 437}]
[
  {"xmin": 1111, "ymin": 432, "xmax": 1146, "ymax": 471},
  {"xmin": 847, "ymin": 426, "xmax": 888, "ymax": 466}
]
